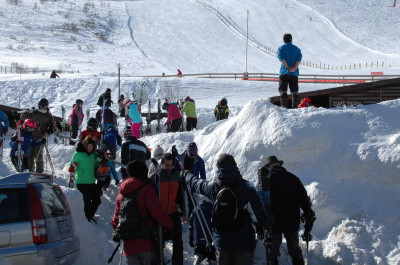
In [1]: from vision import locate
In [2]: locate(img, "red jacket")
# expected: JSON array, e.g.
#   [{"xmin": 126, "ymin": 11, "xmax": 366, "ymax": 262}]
[
  {"xmin": 69, "ymin": 105, "xmax": 84, "ymax": 126},
  {"xmin": 111, "ymin": 178, "xmax": 173, "ymax": 256},
  {"xmin": 79, "ymin": 129, "xmax": 101, "ymax": 142},
  {"xmin": 165, "ymin": 103, "xmax": 182, "ymax": 124},
  {"xmin": 298, "ymin": 97, "xmax": 314, "ymax": 108}
]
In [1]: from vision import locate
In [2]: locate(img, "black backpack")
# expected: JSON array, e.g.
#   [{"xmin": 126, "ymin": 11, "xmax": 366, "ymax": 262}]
[
  {"xmin": 212, "ymin": 180, "xmax": 247, "ymax": 231},
  {"xmin": 113, "ymin": 183, "xmax": 153, "ymax": 241}
]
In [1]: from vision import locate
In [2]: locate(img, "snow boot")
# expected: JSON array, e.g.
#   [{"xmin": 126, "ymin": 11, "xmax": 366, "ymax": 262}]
[
  {"xmin": 193, "ymin": 254, "xmax": 204, "ymax": 265},
  {"xmin": 280, "ymin": 94, "xmax": 288, "ymax": 108},
  {"xmin": 292, "ymin": 257, "xmax": 304, "ymax": 265},
  {"xmin": 292, "ymin": 94, "xmax": 300, "ymax": 108}
]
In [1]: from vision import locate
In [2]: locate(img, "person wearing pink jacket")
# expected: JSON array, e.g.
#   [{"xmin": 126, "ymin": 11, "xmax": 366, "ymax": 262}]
[{"xmin": 165, "ymin": 101, "xmax": 182, "ymax": 132}]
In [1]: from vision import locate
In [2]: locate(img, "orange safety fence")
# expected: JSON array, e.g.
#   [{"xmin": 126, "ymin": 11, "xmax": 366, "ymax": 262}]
[{"xmin": 242, "ymin": 78, "xmax": 366, "ymax": 84}]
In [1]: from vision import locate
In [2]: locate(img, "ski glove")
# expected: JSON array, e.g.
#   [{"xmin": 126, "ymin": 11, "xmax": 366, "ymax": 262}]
[{"xmin": 68, "ymin": 162, "xmax": 78, "ymax": 173}]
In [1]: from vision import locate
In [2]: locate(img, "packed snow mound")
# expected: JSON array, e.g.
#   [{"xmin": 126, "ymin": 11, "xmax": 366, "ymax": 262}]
[{"xmin": 143, "ymin": 99, "xmax": 400, "ymax": 264}]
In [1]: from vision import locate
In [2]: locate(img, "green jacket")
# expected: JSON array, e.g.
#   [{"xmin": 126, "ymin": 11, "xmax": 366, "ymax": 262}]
[
  {"xmin": 70, "ymin": 151, "xmax": 98, "ymax": 184},
  {"xmin": 182, "ymin": 101, "xmax": 197, "ymax": 118}
]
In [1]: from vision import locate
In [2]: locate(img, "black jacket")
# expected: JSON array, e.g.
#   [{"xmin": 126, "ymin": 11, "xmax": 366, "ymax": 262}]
[
  {"xmin": 267, "ymin": 165, "xmax": 311, "ymax": 232},
  {"xmin": 121, "ymin": 136, "xmax": 151, "ymax": 165}
]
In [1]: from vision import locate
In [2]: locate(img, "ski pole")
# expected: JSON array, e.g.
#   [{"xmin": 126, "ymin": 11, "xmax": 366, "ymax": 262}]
[
  {"xmin": 107, "ymin": 241, "xmax": 120, "ymax": 264},
  {"xmin": 119, "ymin": 241, "xmax": 124, "ymax": 265},
  {"xmin": 184, "ymin": 179, "xmax": 213, "ymax": 246}
]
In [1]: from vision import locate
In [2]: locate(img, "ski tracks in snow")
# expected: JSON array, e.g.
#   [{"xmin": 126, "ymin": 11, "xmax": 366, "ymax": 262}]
[{"xmin": 125, "ymin": 2, "xmax": 148, "ymax": 58}]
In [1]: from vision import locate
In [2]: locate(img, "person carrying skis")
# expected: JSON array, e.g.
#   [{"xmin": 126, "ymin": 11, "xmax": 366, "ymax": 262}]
[
  {"xmin": 9, "ymin": 119, "xmax": 45, "ymax": 172},
  {"xmin": 184, "ymin": 153, "xmax": 268, "ymax": 265},
  {"xmin": 111, "ymin": 160, "xmax": 173, "ymax": 265},
  {"xmin": 124, "ymin": 98, "xmax": 142, "ymax": 139},
  {"xmin": 69, "ymin": 99, "xmax": 85, "ymax": 145},
  {"xmin": 120, "ymin": 127, "xmax": 151, "ymax": 180},
  {"xmin": 20, "ymin": 98, "xmax": 57, "ymax": 173},
  {"xmin": 277, "ymin": 33, "xmax": 302, "ymax": 108},
  {"xmin": 214, "ymin": 98, "xmax": 229, "ymax": 121},
  {"xmin": 181, "ymin": 96, "xmax": 197, "ymax": 131},
  {"xmin": 96, "ymin": 151, "xmax": 119, "ymax": 192},
  {"xmin": 68, "ymin": 137, "xmax": 101, "ymax": 223},
  {"xmin": 149, "ymin": 153, "xmax": 187, "ymax": 265},
  {"xmin": 189, "ymin": 199, "xmax": 217, "ymax": 265},
  {"xmin": 50, "ymin": 70, "xmax": 60, "ymax": 78},
  {"xmin": 258, "ymin": 155, "xmax": 315, "ymax": 265},
  {"xmin": 97, "ymin": 88, "xmax": 112, "ymax": 107},
  {"xmin": 165, "ymin": 99, "xmax": 182, "ymax": 133},
  {"xmin": 79, "ymin": 118, "xmax": 101, "ymax": 143},
  {"xmin": 0, "ymin": 109, "xmax": 10, "ymax": 157}
]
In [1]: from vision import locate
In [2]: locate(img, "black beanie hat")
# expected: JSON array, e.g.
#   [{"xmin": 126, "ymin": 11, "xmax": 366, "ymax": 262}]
[
  {"xmin": 127, "ymin": 160, "xmax": 149, "ymax": 179},
  {"xmin": 216, "ymin": 153, "xmax": 237, "ymax": 168}
]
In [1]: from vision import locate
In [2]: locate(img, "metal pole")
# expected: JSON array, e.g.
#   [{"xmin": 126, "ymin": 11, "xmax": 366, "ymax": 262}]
[
  {"xmin": 118, "ymin": 63, "xmax": 121, "ymax": 98},
  {"xmin": 245, "ymin": 10, "xmax": 249, "ymax": 73}
]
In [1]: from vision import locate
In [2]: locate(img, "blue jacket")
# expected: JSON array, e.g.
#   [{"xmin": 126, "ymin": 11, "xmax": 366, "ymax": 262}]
[
  {"xmin": 106, "ymin": 160, "xmax": 119, "ymax": 181},
  {"xmin": 128, "ymin": 102, "xmax": 142, "ymax": 124},
  {"xmin": 189, "ymin": 200, "xmax": 213, "ymax": 245},
  {"xmin": 0, "ymin": 110, "xmax": 9, "ymax": 132},
  {"xmin": 10, "ymin": 129, "xmax": 44, "ymax": 156},
  {"xmin": 178, "ymin": 151, "xmax": 206, "ymax": 180},
  {"xmin": 185, "ymin": 164, "xmax": 268, "ymax": 252},
  {"xmin": 277, "ymin": 42, "xmax": 302, "ymax": 76}
]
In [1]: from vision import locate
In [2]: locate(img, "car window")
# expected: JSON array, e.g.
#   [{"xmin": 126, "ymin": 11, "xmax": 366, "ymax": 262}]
[
  {"xmin": 34, "ymin": 184, "xmax": 69, "ymax": 218},
  {"xmin": 0, "ymin": 188, "xmax": 29, "ymax": 224}
]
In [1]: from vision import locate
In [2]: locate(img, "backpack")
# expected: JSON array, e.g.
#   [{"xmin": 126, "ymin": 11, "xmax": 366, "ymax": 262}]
[
  {"xmin": 113, "ymin": 183, "xmax": 153, "ymax": 241},
  {"xmin": 104, "ymin": 127, "xmax": 117, "ymax": 145},
  {"xmin": 212, "ymin": 180, "xmax": 247, "ymax": 231}
]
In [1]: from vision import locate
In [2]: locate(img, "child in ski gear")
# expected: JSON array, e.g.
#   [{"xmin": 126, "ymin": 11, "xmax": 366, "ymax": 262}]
[
  {"xmin": 50, "ymin": 70, "xmax": 60, "ymax": 78},
  {"xmin": 0, "ymin": 110, "xmax": 9, "ymax": 135},
  {"xmin": 149, "ymin": 153, "xmax": 187, "ymax": 265},
  {"xmin": 111, "ymin": 160, "xmax": 173, "ymax": 264},
  {"xmin": 0, "ymin": 110, "xmax": 9, "ymax": 158},
  {"xmin": 124, "ymin": 98, "xmax": 142, "ymax": 139},
  {"xmin": 165, "ymin": 99, "xmax": 182, "ymax": 133},
  {"xmin": 96, "ymin": 152, "xmax": 119, "ymax": 192},
  {"xmin": 20, "ymin": 98, "xmax": 57, "ymax": 173},
  {"xmin": 181, "ymin": 96, "xmax": 197, "ymax": 131},
  {"xmin": 298, "ymin": 97, "xmax": 314, "ymax": 108},
  {"xmin": 69, "ymin": 99, "xmax": 85, "ymax": 144},
  {"xmin": 101, "ymin": 125, "xmax": 121, "ymax": 159},
  {"xmin": 118, "ymin": 94, "xmax": 125, "ymax": 117},
  {"xmin": 189, "ymin": 200, "xmax": 217, "ymax": 265},
  {"xmin": 185, "ymin": 153, "xmax": 268, "ymax": 265},
  {"xmin": 9, "ymin": 119, "xmax": 45, "ymax": 171},
  {"xmin": 148, "ymin": 145, "xmax": 164, "ymax": 178},
  {"xmin": 97, "ymin": 88, "xmax": 112, "ymax": 107},
  {"xmin": 120, "ymin": 127, "xmax": 151, "ymax": 179},
  {"xmin": 258, "ymin": 155, "xmax": 315, "ymax": 265},
  {"xmin": 214, "ymin": 98, "xmax": 229, "ymax": 121},
  {"xmin": 69, "ymin": 137, "xmax": 101, "ymax": 222},
  {"xmin": 79, "ymin": 118, "xmax": 101, "ymax": 143},
  {"xmin": 277, "ymin": 33, "xmax": 302, "ymax": 108},
  {"xmin": 95, "ymin": 99, "xmax": 118, "ymax": 129}
]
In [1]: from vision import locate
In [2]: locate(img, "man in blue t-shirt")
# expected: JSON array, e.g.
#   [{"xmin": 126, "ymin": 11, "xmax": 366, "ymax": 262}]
[{"xmin": 277, "ymin": 33, "xmax": 302, "ymax": 108}]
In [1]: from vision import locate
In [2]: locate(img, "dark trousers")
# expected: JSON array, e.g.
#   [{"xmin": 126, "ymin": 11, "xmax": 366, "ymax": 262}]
[
  {"xmin": 215, "ymin": 250, "xmax": 254, "ymax": 265},
  {"xmin": 169, "ymin": 118, "xmax": 182, "ymax": 133},
  {"xmin": 272, "ymin": 231, "xmax": 303, "ymax": 262},
  {"xmin": 71, "ymin": 124, "xmax": 79, "ymax": 139},
  {"xmin": 166, "ymin": 212, "xmax": 183, "ymax": 265},
  {"xmin": 77, "ymin": 183, "xmax": 102, "ymax": 221},
  {"xmin": 97, "ymin": 176, "xmax": 111, "ymax": 190},
  {"xmin": 186, "ymin": 118, "xmax": 197, "ymax": 131},
  {"xmin": 28, "ymin": 144, "xmax": 44, "ymax": 173},
  {"xmin": 278, "ymin": 75, "xmax": 299, "ymax": 95}
]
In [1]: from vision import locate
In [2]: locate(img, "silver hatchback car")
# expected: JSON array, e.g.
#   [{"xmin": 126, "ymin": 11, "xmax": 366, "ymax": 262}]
[{"xmin": 0, "ymin": 173, "xmax": 80, "ymax": 265}]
